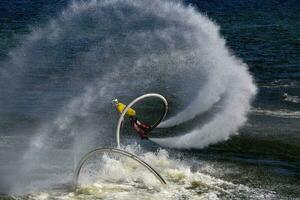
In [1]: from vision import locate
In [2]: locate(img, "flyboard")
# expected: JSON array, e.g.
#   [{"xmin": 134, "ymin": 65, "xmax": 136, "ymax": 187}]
[{"xmin": 73, "ymin": 93, "xmax": 168, "ymax": 188}]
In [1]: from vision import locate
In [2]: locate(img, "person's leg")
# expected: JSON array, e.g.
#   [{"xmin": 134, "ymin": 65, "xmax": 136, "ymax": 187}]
[
  {"xmin": 132, "ymin": 119, "xmax": 148, "ymax": 139},
  {"xmin": 129, "ymin": 117, "xmax": 136, "ymax": 127},
  {"xmin": 135, "ymin": 119, "xmax": 150, "ymax": 132},
  {"xmin": 138, "ymin": 129, "xmax": 148, "ymax": 140}
]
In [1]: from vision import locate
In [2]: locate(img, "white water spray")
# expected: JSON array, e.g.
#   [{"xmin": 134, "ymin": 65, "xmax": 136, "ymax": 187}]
[{"xmin": 0, "ymin": 0, "xmax": 257, "ymax": 193}]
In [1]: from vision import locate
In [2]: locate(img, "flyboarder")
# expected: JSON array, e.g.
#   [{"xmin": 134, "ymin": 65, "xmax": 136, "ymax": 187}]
[{"xmin": 112, "ymin": 99, "xmax": 150, "ymax": 139}]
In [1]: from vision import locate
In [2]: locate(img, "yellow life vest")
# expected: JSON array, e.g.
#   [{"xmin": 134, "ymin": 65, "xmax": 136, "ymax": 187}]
[{"xmin": 116, "ymin": 102, "xmax": 136, "ymax": 117}]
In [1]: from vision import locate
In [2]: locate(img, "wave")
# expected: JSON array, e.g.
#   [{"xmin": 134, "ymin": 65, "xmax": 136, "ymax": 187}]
[
  {"xmin": 252, "ymin": 108, "xmax": 300, "ymax": 118},
  {"xmin": 260, "ymin": 80, "xmax": 300, "ymax": 89},
  {"xmin": 283, "ymin": 93, "xmax": 300, "ymax": 104}
]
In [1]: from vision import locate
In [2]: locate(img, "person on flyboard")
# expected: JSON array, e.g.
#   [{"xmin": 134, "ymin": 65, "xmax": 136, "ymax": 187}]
[{"xmin": 112, "ymin": 99, "xmax": 151, "ymax": 140}]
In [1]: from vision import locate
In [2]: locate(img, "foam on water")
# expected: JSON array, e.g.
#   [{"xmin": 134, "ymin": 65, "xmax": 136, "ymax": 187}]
[
  {"xmin": 283, "ymin": 93, "xmax": 300, "ymax": 104},
  {"xmin": 19, "ymin": 145, "xmax": 278, "ymax": 200},
  {"xmin": 253, "ymin": 108, "xmax": 300, "ymax": 119}
]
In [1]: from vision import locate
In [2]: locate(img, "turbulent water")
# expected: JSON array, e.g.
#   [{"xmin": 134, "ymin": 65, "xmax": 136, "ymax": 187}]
[{"xmin": 0, "ymin": 0, "xmax": 299, "ymax": 199}]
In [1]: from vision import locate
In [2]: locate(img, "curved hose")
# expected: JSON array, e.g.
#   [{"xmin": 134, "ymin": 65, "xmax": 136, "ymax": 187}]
[
  {"xmin": 73, "ymin": 147, "xmax": 167, "ymax": 187},
  {"xmin": 116, "ymin": 93, "xmax": 168, "ymax": 148}
]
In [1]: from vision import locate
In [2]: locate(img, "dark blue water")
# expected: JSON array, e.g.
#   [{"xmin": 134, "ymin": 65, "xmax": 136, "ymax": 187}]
[
  {"xmin": 191, "ymin": 0, "xmax": 300, "ymax": 105},
  {"xmin": 0, "ymin": 0, "xmax": 299, "ymax": 198},
  {"xmin": 190, "ymin": 2, "xmax": 300, "ymax": 195}
]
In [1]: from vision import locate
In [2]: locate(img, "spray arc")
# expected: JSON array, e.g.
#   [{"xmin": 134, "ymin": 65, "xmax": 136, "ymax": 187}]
[{"xmin": 5, "ymin": 0, "xmax": 257, "ymax": 193}]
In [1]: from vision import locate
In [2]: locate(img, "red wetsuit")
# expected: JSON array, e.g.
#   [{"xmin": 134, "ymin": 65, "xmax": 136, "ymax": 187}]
[{"xmin": 130, "ymin": 117, "xmax": 151, "ymax": 139}]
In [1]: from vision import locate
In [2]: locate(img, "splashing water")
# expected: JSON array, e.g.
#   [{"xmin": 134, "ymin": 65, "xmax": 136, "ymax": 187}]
[
  {"xmin": 0, "ymin": 0, "xmax": 256, "ymax": 194},
  {"xmin": 19, "ymin": 145, "xmax": 278, "ymax": 199}
]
